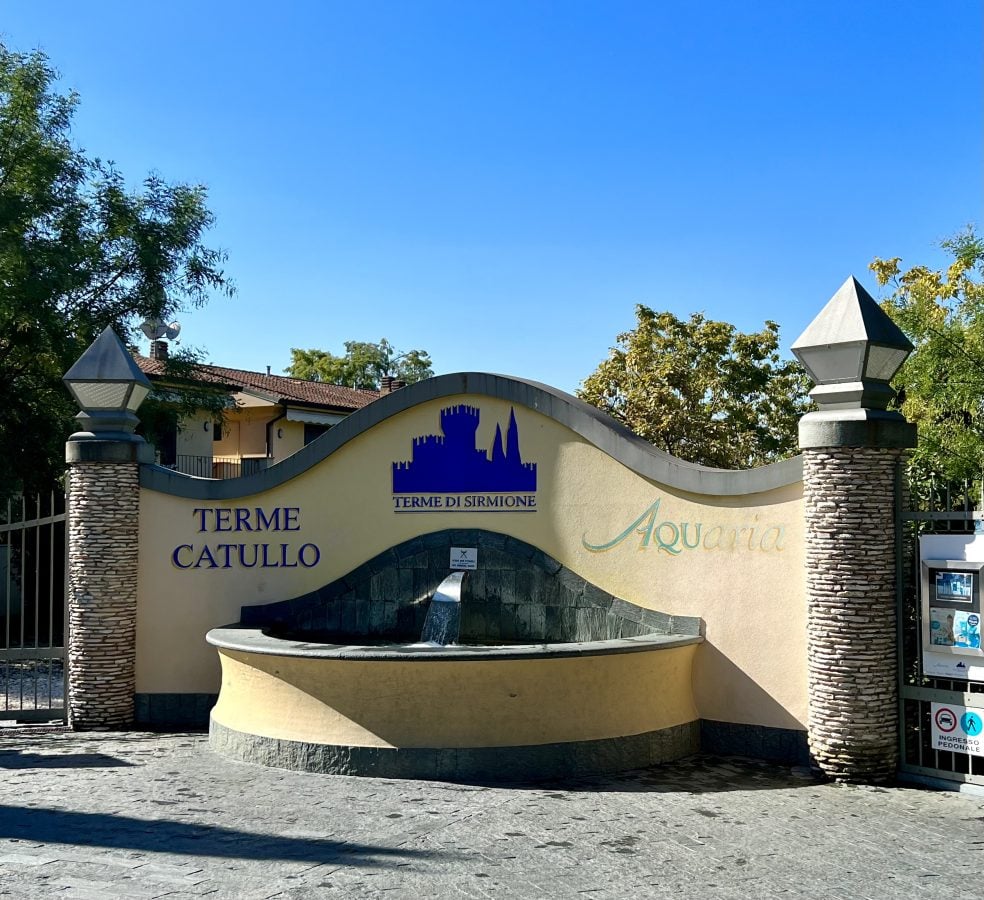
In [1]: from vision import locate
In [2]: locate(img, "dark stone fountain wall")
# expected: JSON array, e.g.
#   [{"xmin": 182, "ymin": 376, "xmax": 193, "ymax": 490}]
[{"xmin": 240, "ymin": 529, "xmax": 700, "ymax": 643}]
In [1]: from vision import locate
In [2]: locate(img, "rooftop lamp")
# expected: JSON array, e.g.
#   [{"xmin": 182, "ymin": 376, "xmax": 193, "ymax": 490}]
[
  {"xmin": 63, "ymin": 326, "xmax": 152, "ymax": 441},
  {"xmin": 791, "ymin": 276, "xmax": 912, "ymax": 412}
]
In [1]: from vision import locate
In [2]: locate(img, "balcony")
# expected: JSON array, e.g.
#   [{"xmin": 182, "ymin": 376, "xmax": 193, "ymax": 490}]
[{"xmin": 165, "ymin": 455, "xmax": 271, "ymax": 480}]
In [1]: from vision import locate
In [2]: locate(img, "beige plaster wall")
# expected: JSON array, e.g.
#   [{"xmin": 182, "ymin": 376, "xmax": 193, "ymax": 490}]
[
  {"xmin": 175, "ymin": 410, "xmax": 212, "ymax": 459},
  {"xmin": 270, "ymin": 419, "xmax": 305, "ymax": 462},
  {"xmin": 237, "ymin": 410, "xmax": 271, "ymax": 457},
  {"xmin": 235, "ymin": 393, "xmax": 273, "ymax": 408},
  {"xmin": 211, "ymin": 420, "xmax": 239, "ymax": 458},
  {"xmin": 212, "ymin": 644, "xmax": 699, "ymax": 748},
  {"xmin": 214, "ymin": 405, "xmax": 277, "ymax": 459},
  {"xmin": 137, "ymin": 394, "xmax": 806, "ymax": 730}
]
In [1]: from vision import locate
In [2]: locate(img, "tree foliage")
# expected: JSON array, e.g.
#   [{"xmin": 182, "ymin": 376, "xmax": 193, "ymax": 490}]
[
  {"xmin": 578, "ymin": 306, "xmax": 810, "ymax": 469},
  {"xmin": 287, "ymin": 339, "xmax": 433, "ymax": 389},
  {"xmin": 871, "ymin": 226, "xmax": 984, "ymax": 493},
  {"xmin": 0, "ymin": 43, "xmax": 233, "ymax": 497}
]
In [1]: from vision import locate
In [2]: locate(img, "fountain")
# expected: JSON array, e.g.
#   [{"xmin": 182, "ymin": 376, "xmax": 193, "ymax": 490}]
[
  {"xmin": 417, "ymin": 572, "xmax": 463, "ymax": 645},
  {"xmin": 206, "ymin": 530, "xmax": 703, "ymax": 781}
]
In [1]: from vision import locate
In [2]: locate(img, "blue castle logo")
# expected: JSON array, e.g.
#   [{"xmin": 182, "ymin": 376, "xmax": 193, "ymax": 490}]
[{"xmin": 393, "ymin": 405, "xmax": 537, "ymax": 493}]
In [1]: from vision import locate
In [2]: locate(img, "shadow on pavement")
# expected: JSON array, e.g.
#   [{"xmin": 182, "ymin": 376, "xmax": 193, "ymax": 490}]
[
  {"xmin": 0, "ymin": 804, "xmax": 452, "ymax": 867},
  {"xmin": 0, "ymin": 751, "xmax": 134, "ymax": 769}
]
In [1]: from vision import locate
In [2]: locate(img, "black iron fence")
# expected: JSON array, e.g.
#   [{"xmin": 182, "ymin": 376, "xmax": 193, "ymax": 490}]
[{"xmin": 0, "ymin": 491, "xmax": 66, "ymax": 722}]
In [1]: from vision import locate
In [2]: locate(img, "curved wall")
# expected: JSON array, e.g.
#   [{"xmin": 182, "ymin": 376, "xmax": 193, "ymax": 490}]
[
  {"xmin": 208, "ymin": 640, "xmax": 701, "ymax": 779},
  {"xmin": 137, "ymin": 373, "xmax": 806, "ymax": 736}
]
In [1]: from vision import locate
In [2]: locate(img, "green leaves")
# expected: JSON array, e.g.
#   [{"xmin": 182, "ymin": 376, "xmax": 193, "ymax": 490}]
[
  {"xmin": 0, "ymin": 42, "xmax": 233, "ymax": 498},
  {"xmin": 871, "ymin": 226, "xmax": 984, "ymax": 495},
  {"xmin": 287, "ymin": 339, "xmax": 434, "ymax": 389},
  {"xmin": 577, "ymin": 306, "xmax": 809, "ymax": 469}
]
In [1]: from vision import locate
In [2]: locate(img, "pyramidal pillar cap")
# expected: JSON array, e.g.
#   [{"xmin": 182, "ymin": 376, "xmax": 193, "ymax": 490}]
[
  {"xmin": 63, "ymin": 326, "xmax": 156, "ymax": 462},
  {"xmin": 793, "ymin": 276, "xmax": 916, "ymax": 450}
]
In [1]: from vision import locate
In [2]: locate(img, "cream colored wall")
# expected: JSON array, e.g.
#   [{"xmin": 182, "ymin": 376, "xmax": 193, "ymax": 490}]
[
  {"xmin": 270, "ymin": 420, "xmax": 305, "ymax": 462},
  {"xmin": 175, "ymin": 411, "xmax": 212, "ymax": 459},
  {"xmin": 238, "ymin": 411, "xmax": 271, "ymax": 457},
  {"xmin": 213, "ymin": 406, "xmax": 277, "ymax": 459},
  {"xmin": 212, "ymin": 645, "xmax": 698, "ymax": 748},
  {"xmin": 211, "ymin": 419, "xmax": 239, "ymax": 459},
  {"xmin": 137, "ymin": 394, "xmax": 806, "ymax": 730},
  {"xmin": 235, "ymin": 392, "xmax": 273, "ymax": 408}
]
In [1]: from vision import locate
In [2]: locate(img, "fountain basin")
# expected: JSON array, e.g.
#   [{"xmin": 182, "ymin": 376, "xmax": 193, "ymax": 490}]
[{"xmin": 206, "ymin": 626, "xmax": 702, "ymax": 781}]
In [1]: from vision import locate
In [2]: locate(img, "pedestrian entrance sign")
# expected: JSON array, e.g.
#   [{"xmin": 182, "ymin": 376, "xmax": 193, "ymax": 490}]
[{"xmin": 931, "ymin": 702, "xmax": 984, "ymax": 756}]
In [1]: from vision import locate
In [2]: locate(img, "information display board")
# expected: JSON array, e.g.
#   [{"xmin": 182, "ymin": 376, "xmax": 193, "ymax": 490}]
[{"xmin": 920, "ymin": 536, "xmax": 984, "ymax": 682}]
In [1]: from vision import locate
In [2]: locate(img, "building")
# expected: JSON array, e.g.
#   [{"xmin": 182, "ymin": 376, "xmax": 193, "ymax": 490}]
[{"xmin": 135, "ymin": 341, "xmax": 391, "ymax": 478}]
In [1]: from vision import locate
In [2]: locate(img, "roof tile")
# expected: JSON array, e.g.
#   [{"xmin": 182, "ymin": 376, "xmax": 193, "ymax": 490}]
[{"xmin": 134, "ymin": 355, "xmax": 379, "ymax": 412}]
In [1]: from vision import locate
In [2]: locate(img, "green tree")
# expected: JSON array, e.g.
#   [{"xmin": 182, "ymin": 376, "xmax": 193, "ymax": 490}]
[
  {"xmin": 871, "ymin": 226, "xmax": 984, "ymax": 495},
  {"xmin": 578, "ymin": 306, "xmax": 810, "ymax": 469},
  {"xmin": 287, "ymin": 339, "xmax": 433, "ymax": 389},
  {"xmin": 0, "ymin": 43, "xmax": 233, "ymax": 498}
]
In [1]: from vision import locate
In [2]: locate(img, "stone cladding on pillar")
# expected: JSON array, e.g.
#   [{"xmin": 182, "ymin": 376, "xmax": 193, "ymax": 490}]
[
  {"xmin": 66, "ymin": 461, "xmax": 141, "ymax": 729},
  {"xmin": 803, "ymin": 446, "xmax": 904, "ymax": 782},
  {"xmin": 793, "ymin": 275, "xmax": 917, "ymax": 783}
]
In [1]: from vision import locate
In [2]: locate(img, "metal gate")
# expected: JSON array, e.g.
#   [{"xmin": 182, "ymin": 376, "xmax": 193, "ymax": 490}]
[
  {"xmin": 898, "ymin": 478, "xmax": 984, "ymax": 787},
  {"xmin": 0, "ymin": 491, "xmax": 67, "ymax": 723}
]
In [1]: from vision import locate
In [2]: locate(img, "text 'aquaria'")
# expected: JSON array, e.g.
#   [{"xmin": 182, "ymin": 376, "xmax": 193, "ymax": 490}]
[{"xmin": 582, "ymin": 499, "xmax": 787, "ymax": 555}]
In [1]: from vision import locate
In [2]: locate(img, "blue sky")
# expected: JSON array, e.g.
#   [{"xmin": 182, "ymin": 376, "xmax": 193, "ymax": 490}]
[{"xmin": 5, "ymin": 2, "xmax": 982, "ymax": 392}]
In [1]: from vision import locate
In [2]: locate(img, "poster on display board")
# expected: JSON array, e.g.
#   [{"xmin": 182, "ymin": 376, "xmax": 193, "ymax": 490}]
[
  {"xmin": 928, "ymin": 607, "xmax": 980, "ymax": 649},
  {"xmin": 920, "ymin": 536, "xmax": 984, "ymax": 682}
]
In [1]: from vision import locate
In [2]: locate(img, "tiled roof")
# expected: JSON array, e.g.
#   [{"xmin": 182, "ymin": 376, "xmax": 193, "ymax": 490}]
[
  {"xmin": 134, "ymin": 355, "xmax": 379, "ymax": 412},
  {"xmin": 135, "ymin": 356, "xmax": 232, "ymax": 387}
]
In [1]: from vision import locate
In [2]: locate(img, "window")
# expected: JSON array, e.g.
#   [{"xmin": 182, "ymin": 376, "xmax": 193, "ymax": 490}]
[{"xmin": 303, "ymin": 423, "xmax": 330, "ymax": 446}]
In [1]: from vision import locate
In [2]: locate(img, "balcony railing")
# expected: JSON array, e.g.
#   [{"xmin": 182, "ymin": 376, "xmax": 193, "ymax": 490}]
[{"xmin": 165, "ymin": 455, "xmax": 270, "ymax": 480}]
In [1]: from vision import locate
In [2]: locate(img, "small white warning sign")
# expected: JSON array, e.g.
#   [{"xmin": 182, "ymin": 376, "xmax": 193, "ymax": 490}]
[{"xmin": 450, "ymin": 547, "xmax": 477, "ymax": 570}]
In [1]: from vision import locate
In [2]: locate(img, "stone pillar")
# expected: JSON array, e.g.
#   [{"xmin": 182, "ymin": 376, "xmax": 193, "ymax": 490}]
[
  {"xmin": 63, "ymin": 326, "xmax": 154, "ymax": 730},
  {"xmin": 803, "ymin": 446, "xmax": 905, "ymax": 781},
  {"xmin": 793, "ymin": 276, "xmax": 917, "ymax": 783},
  {"xmin": 66, "ymin": 454, "xmax": 143, "ymax": 729}
]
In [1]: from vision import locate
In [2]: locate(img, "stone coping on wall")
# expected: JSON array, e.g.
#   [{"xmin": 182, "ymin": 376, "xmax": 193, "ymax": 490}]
[
  {"xmin": 206, "ymin": 625, "xmax": 703, "ymax": 662},
  {"xmin": 140, "ymin": 372, "xmax": 803, "ymax": 500}
]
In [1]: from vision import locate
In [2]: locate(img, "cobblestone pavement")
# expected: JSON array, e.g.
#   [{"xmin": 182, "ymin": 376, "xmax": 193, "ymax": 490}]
[{"xmin": 0, "ymin": 731, "xmax": 983, "ymax": 899}]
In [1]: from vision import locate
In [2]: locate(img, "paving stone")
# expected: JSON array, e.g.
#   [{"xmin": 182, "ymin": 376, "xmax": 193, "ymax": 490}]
[{"xmin": 0, "ymin": 731, "xmax": 983, "ymax": 898}]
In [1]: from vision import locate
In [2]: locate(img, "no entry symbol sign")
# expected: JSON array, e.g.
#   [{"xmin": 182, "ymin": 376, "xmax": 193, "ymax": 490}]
[{"xmin": 932, "ymin": 702, "xmax": 984, "ymax": 756}]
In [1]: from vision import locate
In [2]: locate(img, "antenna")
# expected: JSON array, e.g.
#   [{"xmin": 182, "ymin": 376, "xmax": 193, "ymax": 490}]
[
  {"xmin": 140, "ymin": 319, "xmax": 166, "ymax": 341},
  {"xmin": 140, "ymin": 319, "xmax": 181, "ymax": 342}
]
